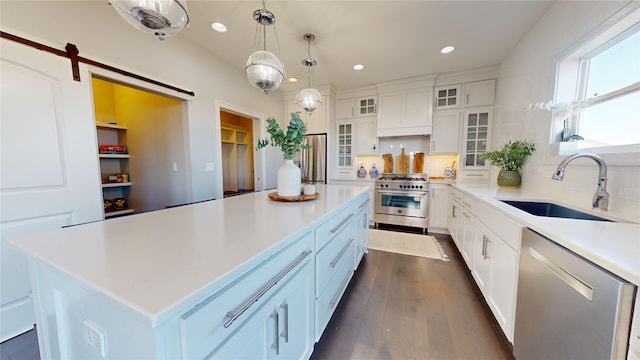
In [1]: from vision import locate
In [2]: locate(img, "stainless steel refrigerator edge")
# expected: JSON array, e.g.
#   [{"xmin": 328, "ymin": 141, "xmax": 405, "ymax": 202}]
[
  {"xmin": 514, "ymin": 228, "xmax": 636, "ymax": 360},
  {"xmin": 295, "ymin": 134, "xmax": 327, "ymax": 184}
]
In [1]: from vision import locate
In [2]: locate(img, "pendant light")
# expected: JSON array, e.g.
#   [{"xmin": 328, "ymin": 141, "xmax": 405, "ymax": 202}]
[
  {"xmin": 295, "ymin": 33, "xmax": 323, "ymax": 114},
  {"xmin": 245, "ymin": 1, "xmax": 285, "ymax": 94},
  {"xmin": 109, "ymin": 0, "xmax": 190, "ymax": 41}
]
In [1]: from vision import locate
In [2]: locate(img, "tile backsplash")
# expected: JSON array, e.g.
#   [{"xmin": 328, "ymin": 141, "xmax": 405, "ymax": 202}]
[{"xmin": 354, "ymin": 136, "xmax": 458, "ymax": 179}]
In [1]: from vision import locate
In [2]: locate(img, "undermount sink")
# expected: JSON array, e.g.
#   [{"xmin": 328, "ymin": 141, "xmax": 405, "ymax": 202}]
[{"xmin": 500, "ymin": 200, "xmax": 613, "ymax": 222}]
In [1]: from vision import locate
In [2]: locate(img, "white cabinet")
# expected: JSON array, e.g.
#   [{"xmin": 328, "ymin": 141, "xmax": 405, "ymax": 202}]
[
  {"xmin": 286, "ymin": 99, "xmax": 327, "ymax": 134},
  {"xmin": 430, "ymin": 110, "xmax": 461, "ymax": 154},
  {"xmin": 377, "ymin": 88, "xmax": 433, "ymax": 137},
  {"xmin": 336, "ymin": 120, "xmax": 355, "ymax": 171},
  {"xmin": 353, "ymin": 196, "xmax": 370, "ymax": 268},
  {"xmin": 355, "ymin": 116, "xmax": 378, "ymax": 155},
  {"xmin": 428, "ymin": 183, "xmax": 449, "ymax": 233},
  {"xmin": 448, "ymin": 190, "xmax": 463, "ymax": 248},
  {"xmin": 211, "ymin": 258, "xmax": 314, "ymax": 360},
  {"xmin": 459, "ymin": 107, "xmax": 492, "ymax": 179},
  {"xmin": 336, "ymin": 96, "xmax": 377, "ymax": 119},
  {"xmin": 434, "ymin": 84, "xmax": 461, "ymax": 110},
  {"xmin": 471, "ymin": 220, "xmax": 518, "ymax": 343},
  {"xmin": 464, "ymin": 79, "xmax": 495, "ymax": 108}
]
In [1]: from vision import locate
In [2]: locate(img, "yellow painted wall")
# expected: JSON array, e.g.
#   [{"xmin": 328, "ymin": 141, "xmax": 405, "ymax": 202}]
[{"xmin": 91, "ymin": 77, "xmax": 119, "ymax": 125}]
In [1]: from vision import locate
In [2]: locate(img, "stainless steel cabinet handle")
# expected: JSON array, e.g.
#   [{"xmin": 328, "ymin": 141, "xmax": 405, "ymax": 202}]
[
  {"xmin": 528, "ymin": 246, "xmax": 594, "ymax": 301},
  {"xmin": 466, "ymin": 173, "xmax": 484, "ymax": 177},
  {"xmin": 481, "ymin": 235, "xmax": 489, "ymax": 259},
  {"xmin": 280, "ymin": 303, "xmax": 289, "ymax": 343},
  {"xmin": 452, "ymin": 205, "xmax": 457, "ymax": 218},
  {"xmin": 330, "ymin": 271, "xmax": 352, "ymax": 309},
  {"xmin": 270, "ymin": 311, "xmax": 279, "ymax": 355},
  {"xmin": 484, "ymin": 239, "xmax": 491, "ymax": 259},
  {"xmin": 330, "ymin": 238, "xmax": 355, "ymax": 268},
  {"xmin": 330, "ymin": 214, "xmax": 354, "ymax": 234},
  {"xmin": 358, "ymin": 200, "xmax": 370, "ymax": 209},
  {"xmin": 224, "ymin": 250, "xmax": 312, "ymax": 328}
]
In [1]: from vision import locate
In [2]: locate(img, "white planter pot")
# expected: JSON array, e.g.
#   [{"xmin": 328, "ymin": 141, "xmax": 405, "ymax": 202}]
[{"xmin": 277, "ymin": 159, "xmax": 301, "ymax": 196}]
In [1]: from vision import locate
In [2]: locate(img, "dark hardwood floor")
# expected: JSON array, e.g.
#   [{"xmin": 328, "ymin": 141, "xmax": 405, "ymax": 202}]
[
  {"xmin": 311, "ymin": 233, "xmax": 512, "ymax": 360},
  {"xmin": 0, "ymin": 233, "xmax": 511, "ymax": 360}
]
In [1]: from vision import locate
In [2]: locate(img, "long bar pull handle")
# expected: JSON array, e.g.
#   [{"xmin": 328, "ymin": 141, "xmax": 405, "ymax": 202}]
[
  {"xmin": 330, "ymin": 238, "xmax": 355, "ymax": 268},
  {"xmin": 452, "ymin": 205, "xmax": 457, "ymax": 218},
  {"xmin": 358, "ymin": 200, "xmax": 370, "ymax": 209},
  {"xmin": 484, "ymin": 239, "xmax": 491, "ymax": 259},
  {"xmin": 330, "ymin": 214, "xmax": 354, "ymax": 234},
  {"xmin": 270, "ymin": 311, "xmax": 279, "ymax": 355},
  {"xmin": 280, "ymin": 303, "xmax": 289, "ymax": 343},
  {"xmin": 528, "ymin": 246, "xmax": 594, "ymax": 301},
  {"xmin": 224, "ymin": 250, "xmax": 312, "ymax": 328},
  {"xmin": 330, "ymin": 272, "xmax": 352, "ymax": 309}
]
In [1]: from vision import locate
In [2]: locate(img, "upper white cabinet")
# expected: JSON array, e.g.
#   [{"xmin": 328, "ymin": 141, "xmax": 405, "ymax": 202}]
[
  {"xmin": 336, "ymin": 120, "xmax": 354, "ymax": 169},
  {"xmin": 459, "ymin": 107, "xmax": 492, "ymax": 179},
  {"xmin": 377, "ymin": 88, "xmax": 433, "ymax": 137},
  {"xmin": 430, "ymin": 110, "xmax": 461, "ymax": 154},
  {"xmin": 286, "ymin": 98, "xmax": 328, "ymax": 134},
  {"xmin": 336, "ymin": 96, "xmax": 377, "ymax": 119},
  {"xmin": 464, "ymin": 79, "xmax": 495, "ymax": 108},
  {"xmin": 355, "ymin": 116, "xmax": 378, "ymax": 156},
  {"xmin": 434, "ymin": 84, "xmax": 461, "ymax": 110}
]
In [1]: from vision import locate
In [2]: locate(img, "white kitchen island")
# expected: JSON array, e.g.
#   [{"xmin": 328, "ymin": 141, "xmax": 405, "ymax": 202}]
[{"xmin": 9, "ymin": 184, "xmax": 371, "ymax": 359}]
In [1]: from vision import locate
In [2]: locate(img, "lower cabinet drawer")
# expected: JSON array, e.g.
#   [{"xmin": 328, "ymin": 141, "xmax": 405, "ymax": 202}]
[
  {"xmin": 315, "ymin": 242, "xmax": 355, "ymax": 340},
  {"xmin": 316, "ymin": 225, "xmax": 355, "ymax": 296},
  {"xmin": 179, "ymin": 232, "xmax": 313, "ymax": 359},
  {"xmin": 315, "ymin": 206, "xmax": 356, "ymax": 251}
]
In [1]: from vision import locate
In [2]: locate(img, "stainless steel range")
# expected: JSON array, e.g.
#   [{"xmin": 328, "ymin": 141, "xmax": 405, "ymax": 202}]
[{"xmin": 374, "ymin": 173, "xmax": 429, "ymax": 233}]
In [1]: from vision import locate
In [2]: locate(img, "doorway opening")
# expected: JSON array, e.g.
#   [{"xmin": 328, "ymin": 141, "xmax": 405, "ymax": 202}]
[
  {"xmin": 220, "ymin": 110, "xmax": 255, "ymax": 198},
  {"xmin": 92, "ymin": 76, "xmax": 190, "ymax": 216}
]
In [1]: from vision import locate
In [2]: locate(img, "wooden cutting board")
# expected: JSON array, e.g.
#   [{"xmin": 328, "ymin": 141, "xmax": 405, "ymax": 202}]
[
  {"xmin": 382, "ymin": 153, "xmax": 394, "ymax": 173},
  {"xmin": 395, "ymin": 148, "xmax": 409, "ymax": 174}
]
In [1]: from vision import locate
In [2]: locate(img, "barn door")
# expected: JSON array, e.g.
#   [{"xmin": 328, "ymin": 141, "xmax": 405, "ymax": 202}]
[{"xmin": 0, "ymin": 38, "xmax": 103, "ymax": 341}]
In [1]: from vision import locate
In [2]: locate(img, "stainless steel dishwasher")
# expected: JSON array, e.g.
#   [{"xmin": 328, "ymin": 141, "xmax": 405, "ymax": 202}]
[{"xmin": 514, "ymin": 228, "xmax": 636, "ymax": 360}]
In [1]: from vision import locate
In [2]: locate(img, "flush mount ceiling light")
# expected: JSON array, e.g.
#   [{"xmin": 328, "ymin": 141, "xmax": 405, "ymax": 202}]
[
  {"xmin": 353, "ymin": 64, "xmax": 364, "ymax": 71},
  {"xmin": 245, "ymin": 0, "xmax": 285, "ymax": 94},
  {"xmin": 295, "ymin": 33, "xmax": 323, "ymax": 114},
  {"xmin": 440, "ymin": 45, "xmax": 455, "ymax": 54},
  {"xmin": 109, "ymin": 0, "xmax": 190, "ymax": 41}
]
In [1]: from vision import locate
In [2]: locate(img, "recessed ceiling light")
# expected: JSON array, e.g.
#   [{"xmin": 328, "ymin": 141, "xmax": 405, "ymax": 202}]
[
  {"xmin": 211, "ymin": 22, "xmax": 227, "ymax": 33},
  {"xmin": 353, "ymin": 64, "xmax": 364, "ymax": 71},
  {"xmin": 440, "ymin": 46, "xmax": 455, "ymax": 54},
  {"xmin": 288, "ymin": 77, "xmax": 299, "ymax": 83}
]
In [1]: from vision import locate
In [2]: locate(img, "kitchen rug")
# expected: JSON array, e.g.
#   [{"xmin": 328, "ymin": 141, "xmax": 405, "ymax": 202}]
[{"xmin": 368, "ymin": 229, "xmax": 449, "ymax": 262}]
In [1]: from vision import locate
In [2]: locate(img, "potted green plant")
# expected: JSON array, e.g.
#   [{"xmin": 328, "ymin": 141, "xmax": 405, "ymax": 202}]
[
  {"xmin": 256, "ymin": 112, "xmax": 311, "ymax": 196},
  {"xmin": 479, "ymin": 140, "xmax": 536, "ymax": 188}
]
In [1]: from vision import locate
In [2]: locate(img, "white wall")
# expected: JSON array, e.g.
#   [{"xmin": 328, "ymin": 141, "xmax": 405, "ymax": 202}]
[
  {"xmin": 0, "ymin": 1, "xmax": 284, "ymax": 201},
  {"xmin": 494, "ymin": 1, "xmax": 640, "ymax": 223}
]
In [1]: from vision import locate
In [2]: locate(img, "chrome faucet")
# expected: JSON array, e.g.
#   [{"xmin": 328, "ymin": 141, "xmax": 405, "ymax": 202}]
[{"xmin": 552, "ymin": 153, "xmax": 609, "ymax": 211}]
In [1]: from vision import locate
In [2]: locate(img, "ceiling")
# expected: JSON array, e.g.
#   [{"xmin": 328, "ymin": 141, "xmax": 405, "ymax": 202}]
[{"xmin": 176, "ymin": 1, "xmax": 554, "ymax": 94}]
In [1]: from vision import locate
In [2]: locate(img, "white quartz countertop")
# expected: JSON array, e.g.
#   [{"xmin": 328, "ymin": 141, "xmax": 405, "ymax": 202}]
[
  {"xmin": 9, "ymin": 184, "xmax": 369, "ymax": 326},
  {"xmin": 452, "ymin": 183, "xmax": 640, "ymax": 285}
]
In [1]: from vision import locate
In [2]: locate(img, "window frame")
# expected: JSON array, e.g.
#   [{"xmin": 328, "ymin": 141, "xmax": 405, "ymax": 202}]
[{"xmin": 550, "ymin": 4, "xmax": 640, "ymax": 165}]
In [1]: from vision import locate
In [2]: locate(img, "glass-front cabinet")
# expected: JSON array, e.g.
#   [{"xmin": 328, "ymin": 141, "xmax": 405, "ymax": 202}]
[
  {"xmin": 462, "ymin": 108, "xmax": 491, "ymax": 169},
  {"xmin": 357, "ymin": 97, "xmax": 377, "ymax": 116},
  {"xmin": 337, "ymin": 120, "xmax": 354, "ymax": 168},
  {"xmin": 434, "ymin": 85, "xmax": 461, "ymax": 110}
]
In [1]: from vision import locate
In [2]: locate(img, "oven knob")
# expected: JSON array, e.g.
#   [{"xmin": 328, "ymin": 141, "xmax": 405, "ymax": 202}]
[
  {"xmin": 385, "ymin": 184, "xmax": 389, "ymax": 188},
  {"xmin": 397, "ymin": 209, "xmax": 403, "ymax": 214}
]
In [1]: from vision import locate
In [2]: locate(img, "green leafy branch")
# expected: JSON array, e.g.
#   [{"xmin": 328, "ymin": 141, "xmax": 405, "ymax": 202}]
[
  {"xmin": 255, "ymin": 112, "xmax": 311, "ymax": 160},
  {"xmin": 479, "ymin": 140, "xmax": 536, "ymax": 171}
]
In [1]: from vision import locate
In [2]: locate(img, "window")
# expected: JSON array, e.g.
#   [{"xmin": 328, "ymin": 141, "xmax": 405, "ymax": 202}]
[{"xmin": 555, "ymin": 5, "xmax": 640, "ymax": 153}]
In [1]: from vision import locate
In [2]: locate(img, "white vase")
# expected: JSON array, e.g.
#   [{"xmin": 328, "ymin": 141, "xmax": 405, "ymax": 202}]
[{"xmin": 277, "ymin": 159, "xmax": 301, "ymax": 197}]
